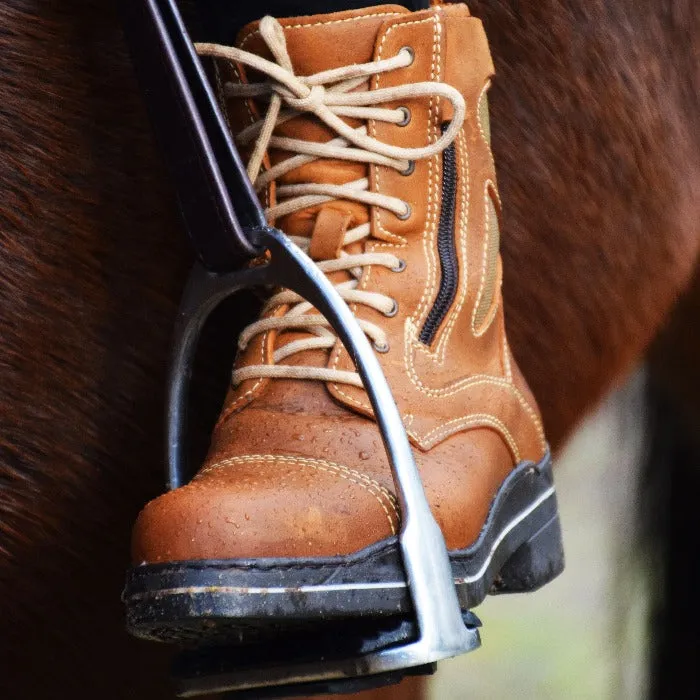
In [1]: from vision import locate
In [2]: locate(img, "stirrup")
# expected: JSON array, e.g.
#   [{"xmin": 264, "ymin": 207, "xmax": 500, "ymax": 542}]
[
  {"xmin": 121, "ymin": 0, "xmax": 481, "ymax": 695},
  {"xmin": 167, "ymin": 229, "xmax": 481, "ymax": 697}
]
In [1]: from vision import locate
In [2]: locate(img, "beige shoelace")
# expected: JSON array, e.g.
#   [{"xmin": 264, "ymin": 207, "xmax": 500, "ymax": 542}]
[{"xmin": 196, "ymin": 16, "xmax": 466, "ymax": 389}]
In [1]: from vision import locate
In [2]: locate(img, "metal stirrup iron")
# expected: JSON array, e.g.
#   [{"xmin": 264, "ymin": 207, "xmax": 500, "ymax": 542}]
[{"xmin": 121, "ymin": 0, "xmax": 480, "ymax": 694}]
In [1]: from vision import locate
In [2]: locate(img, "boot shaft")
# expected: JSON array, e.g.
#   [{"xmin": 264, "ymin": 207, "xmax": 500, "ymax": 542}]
[{"xmin": 206, "ymin": 3, "xmax": 543, "ymax": 462}]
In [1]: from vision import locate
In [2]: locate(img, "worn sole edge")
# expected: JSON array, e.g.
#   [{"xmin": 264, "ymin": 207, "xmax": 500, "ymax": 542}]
[{"xmin": 125, "ymin": 451, "xmax": 562, "ymax": 640}]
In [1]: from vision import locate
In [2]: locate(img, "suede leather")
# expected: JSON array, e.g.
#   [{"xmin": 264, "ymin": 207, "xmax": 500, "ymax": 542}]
[{"xmin": 132, "ymin": 3, "xmax": 548, "ymax": 565}]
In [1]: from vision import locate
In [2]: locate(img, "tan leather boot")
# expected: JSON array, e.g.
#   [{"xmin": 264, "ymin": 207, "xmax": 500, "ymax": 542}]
[{"xmin": 126, "ymin": 1, "xmax": 562, "ymax": 653}]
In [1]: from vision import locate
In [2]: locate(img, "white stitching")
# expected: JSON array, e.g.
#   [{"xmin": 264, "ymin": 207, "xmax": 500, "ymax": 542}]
[
  {"xmin": 200, "ymin": 454, "xmax": 400, "ymax": 533},
  {"xmin": 238, "ymin": 11, "xmax": 405, "ymax": 51},
  {"xmin": 401, "ymin": 322, "xmax": 546, "ymax": 441},
  {"xmin": 502, "ymin": 323, "xmax": 513, "ymax": 382},
  {"xmin": 219, "ymin": 328, "xmax": 270, "ymax": 423},
  {"xmin": 409, "ymin": 413, "xmax": 521, "ymax": 461},
  {"xmin": 329, "ymin": 13, "xmax": 443, "ymax": 413},
  {"xmin": 476, "ymin": 80, "xmax": 494, "ymax": 153}
]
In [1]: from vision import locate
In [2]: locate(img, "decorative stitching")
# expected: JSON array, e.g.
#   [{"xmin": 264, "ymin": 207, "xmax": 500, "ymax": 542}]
[
  {"xmin": 401, "ymin": 322, "xmax": 546, "ymax": 441},
  {"xmin": 502, "ymin": 325, "xmax": 513, "ymax": 382},
  {"xmin": 412, "ymin": 15, "xmax": 442, "ymax": 329},
  {"xmin": 402, "ymin": 14, "xmax": 450, "ymax": 366},
  {"xmin": 371, "ymin": 14, "xmax": 441, "ymax": 247},
  {"xmin": 238, "ymin": 11, "xmax": 405, "ymax": 51},
  {"xmin": 200, "ymin": 454, "xmax": 400, "ymax": 534},
  {"xmin": 201, "ymin": 454, "xmax": 396, "ymax": 503},
  {"xmin": 329, "ymin": 12, "xmax": 443, "ymax": 414},
  {"xmin": 476, "ymin": 80, "xmax": 493, "ymax": 152},
  {"xmin": 136, "ymin": 453, "xmax": 552, "ymax": 577},
  {"xmin": 331, "ymin": 14, "xmax": 442, "ymax": 412},
  {"xmin": 417, "ymin": 125, "xmax": 470, "ymax": 364},
  {"xmin": 410, "ymin": 413, "xmax": 521, "ymax": 461},
  {"xmin": 217, "ymin": 328, "xmax": 270, "ymax": 424}
]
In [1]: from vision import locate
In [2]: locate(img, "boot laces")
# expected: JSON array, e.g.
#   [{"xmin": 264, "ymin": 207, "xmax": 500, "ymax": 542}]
[{"xmin": 196, "ymin": 16, "xmax": 466, "ymax": 389}]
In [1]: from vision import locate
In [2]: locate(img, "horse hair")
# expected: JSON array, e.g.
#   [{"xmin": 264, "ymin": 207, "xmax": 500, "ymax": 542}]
[{"xmin": 0, "ymin": 0, "xmax": 698, "ymax": 697}]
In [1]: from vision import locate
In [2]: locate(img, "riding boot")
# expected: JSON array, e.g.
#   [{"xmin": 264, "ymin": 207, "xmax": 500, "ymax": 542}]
[{"xmin": 125, "ymin": 1, "xmax": 564, "ymax": 693}]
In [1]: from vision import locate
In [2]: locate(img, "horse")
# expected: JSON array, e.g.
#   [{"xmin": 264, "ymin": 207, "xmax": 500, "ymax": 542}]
[{"xmin": 0, "ymin": 0, "xmax": 698, "ymax": 698}]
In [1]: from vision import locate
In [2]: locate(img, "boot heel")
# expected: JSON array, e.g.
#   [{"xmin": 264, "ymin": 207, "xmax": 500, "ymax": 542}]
[{"xmin": 492, "ymin": 515, "xmax": 565, "ymax": 594}]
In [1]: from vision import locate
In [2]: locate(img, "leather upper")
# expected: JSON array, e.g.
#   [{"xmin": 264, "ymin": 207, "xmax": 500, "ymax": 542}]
[{"xmin": 132, "ymin": 3, "xmax": 547, "ymax": 565}]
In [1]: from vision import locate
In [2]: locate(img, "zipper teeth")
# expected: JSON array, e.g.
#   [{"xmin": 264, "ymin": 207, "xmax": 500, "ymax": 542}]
[{"xmin": 419, "ymin": 122, "xmax": 458, "ymax": 345}]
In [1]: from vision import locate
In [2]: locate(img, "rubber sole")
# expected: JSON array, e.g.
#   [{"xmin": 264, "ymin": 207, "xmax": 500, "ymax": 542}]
[{"xmin": 124, "ymin": 451, "xmax": 563, "ymax": 647}]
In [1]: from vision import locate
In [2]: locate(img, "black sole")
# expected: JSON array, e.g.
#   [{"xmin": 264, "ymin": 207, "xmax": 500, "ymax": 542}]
[{"xmin": 124, "ymin": 451, "xmax": 563, "ymax": 647}]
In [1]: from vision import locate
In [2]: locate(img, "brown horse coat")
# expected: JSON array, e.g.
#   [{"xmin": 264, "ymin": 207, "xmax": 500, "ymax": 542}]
[{"xmin": 0, "ymin": 0, "xmax": 698, "ymax": 697}]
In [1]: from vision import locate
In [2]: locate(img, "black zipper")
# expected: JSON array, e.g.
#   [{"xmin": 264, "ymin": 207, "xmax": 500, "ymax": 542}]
[{"xmin": 419, "ymin": 122, "xmax": 458, "ymax": 345}]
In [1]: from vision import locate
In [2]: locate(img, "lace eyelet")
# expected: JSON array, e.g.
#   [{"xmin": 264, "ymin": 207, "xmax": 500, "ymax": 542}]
[
  {"xmin": 397, "ymin": 202, "xmax": 412, "ymax": 221},
  {"xmin": 400, "ymin": 160, "xmax": 415, "ymax": 176},
  {"xmin": 391, "ymin": 259, "xmax": 407, "ymax": 273},
  {"xmin": 400, "ymin": 46, "xmax": 415, "ymax": 66},
  {"xmin": 384, "ymin": 300, "xmax": 399, "ymax": 318},
  {"xmin": 397, "ymin": 107, "xmax": 412, "ymax": 127},
  {"xmin": 374, "ymin": 340, "xmax": 390, "ymax": 353}
]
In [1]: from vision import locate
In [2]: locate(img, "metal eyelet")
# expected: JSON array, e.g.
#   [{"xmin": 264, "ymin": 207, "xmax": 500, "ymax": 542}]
[
  {"xmin": 400, "ymin": 46, "xmax": 415, "ymax": 66},
  {"xmin": 374, "ymin": 340, "xmax": 390, "ymax": 353},
  {"xmin": 400, "ymin": 160, "xmax": 415, "ymax": 176},
  {"xmin": 391, "ymin": 259, "xmax": 407, "ymax": 273},
  {"xmin": 397, "ymin": 202, "xmax": 412, "ymax": 221},
  {"xmin": 384, "ymin": 300, "xmax": 399, "ymax": 318},
  {"xmin": 397, "ymin": 107, "xmax": 412, "ymax": 127}
]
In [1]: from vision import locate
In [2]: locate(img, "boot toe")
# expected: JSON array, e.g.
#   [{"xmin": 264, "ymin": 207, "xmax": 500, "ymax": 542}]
[{"xmin": 131, "ymin": 454, "xmax": 400, "ymax": 563}]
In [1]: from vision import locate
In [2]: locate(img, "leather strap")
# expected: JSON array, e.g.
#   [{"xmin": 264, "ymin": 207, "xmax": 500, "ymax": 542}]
[{"xmin": 121, "ymin": 0, "xmax": 267, "ymax": 270}]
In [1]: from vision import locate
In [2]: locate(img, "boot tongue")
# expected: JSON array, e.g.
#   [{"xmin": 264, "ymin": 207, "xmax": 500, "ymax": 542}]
[
  {"xmin": 224, "ymin": 5, "xmax": 411, "ymax": 414},
  {"xmin": 232, "ymin": 4, "xmax": 411, "ymax": 237}
]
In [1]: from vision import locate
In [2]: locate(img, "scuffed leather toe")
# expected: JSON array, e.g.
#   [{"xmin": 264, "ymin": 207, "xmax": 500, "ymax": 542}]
[{"xmin": 132, "ymin": 454, "xmax": 400, "ymax": 563}]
